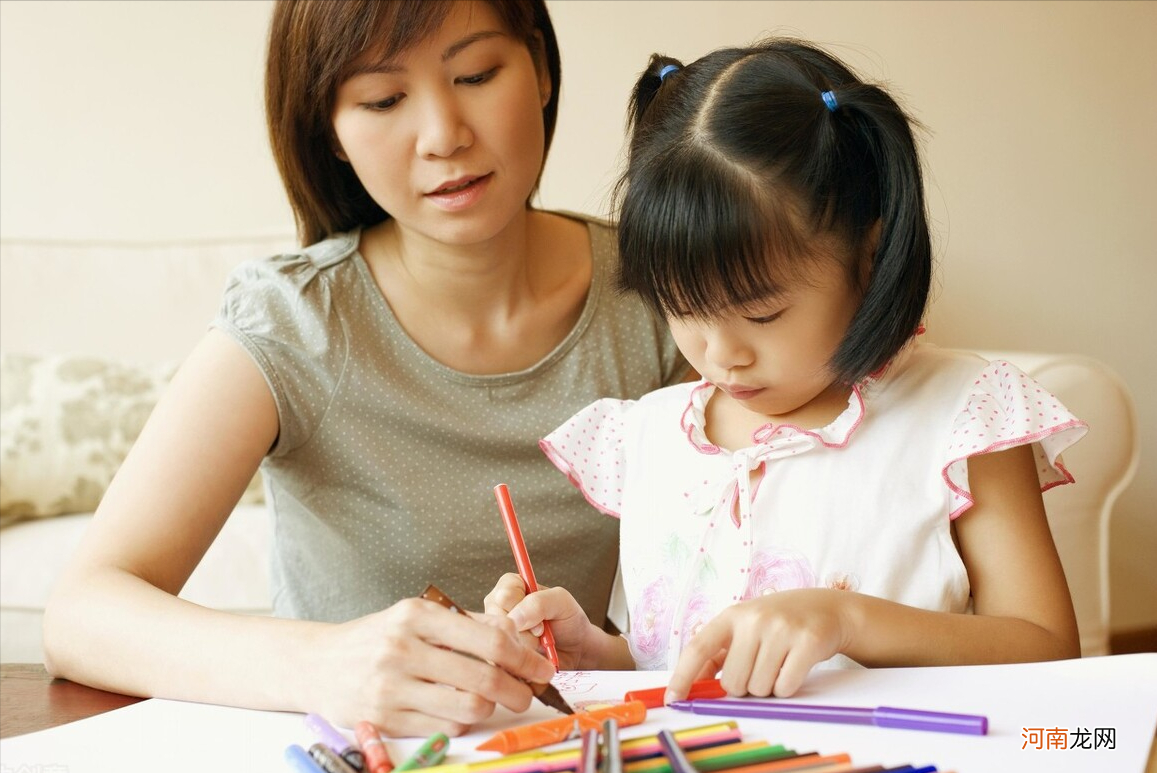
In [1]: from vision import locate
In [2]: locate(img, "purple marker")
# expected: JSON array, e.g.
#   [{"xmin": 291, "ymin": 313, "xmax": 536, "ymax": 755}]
[
  {"xmin": 656, "ymin": 729, "xmax": 697, "ymax": 773},
  {"xmin": 667, "ymin": 698, "xmax": 988, "ymax": 736},
  {"xmin": 305, "ymin": 713, "xmax": 367, "ymax": 771}
]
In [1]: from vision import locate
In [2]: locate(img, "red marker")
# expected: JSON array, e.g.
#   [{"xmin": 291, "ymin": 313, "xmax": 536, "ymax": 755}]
[
  {"xmin": 355, "ymin": 721, "xmax": 394, "ymax": 773},
  {"xmin": 494, "ymin": 483, "xmax": 559, "ymax": 668},
  {"xmin": 625, "ymin": 678, "xmax": 727, "ymax": 709}
]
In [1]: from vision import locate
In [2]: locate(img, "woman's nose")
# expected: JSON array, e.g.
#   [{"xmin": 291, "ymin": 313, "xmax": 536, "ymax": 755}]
[{"xmin": 415, "ymin": 93, "xmax": 473, "ymax": 159}]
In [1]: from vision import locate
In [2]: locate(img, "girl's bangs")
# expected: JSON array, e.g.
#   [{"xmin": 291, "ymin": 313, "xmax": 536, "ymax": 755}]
[{"xmin": 618, "ymin": 149, "xmax": 813, "ymax": 319}]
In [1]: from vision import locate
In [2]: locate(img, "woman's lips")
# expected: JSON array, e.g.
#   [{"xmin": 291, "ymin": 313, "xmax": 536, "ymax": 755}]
[{"xmin": 425, "ymin": 173, "xmax": 492, "ymax": 211}]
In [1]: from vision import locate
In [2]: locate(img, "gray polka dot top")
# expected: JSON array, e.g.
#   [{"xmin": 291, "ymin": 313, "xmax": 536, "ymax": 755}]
[{"xmin": 213, "ymin": 212, "xmax": 689, "ymax": 625}]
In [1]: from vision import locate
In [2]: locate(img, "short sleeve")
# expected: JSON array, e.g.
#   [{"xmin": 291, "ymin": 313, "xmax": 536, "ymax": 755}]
[
  {"xmin": 942, "ymin": 360, "xmax": 1088, "ymax": 519},
  {"xmin": 212, "ymin": 252, "xmax": 348, "ymax": 456},
  {"xmin": 539, "ymin": 398, "xmax": 632, "ymax": 518}
]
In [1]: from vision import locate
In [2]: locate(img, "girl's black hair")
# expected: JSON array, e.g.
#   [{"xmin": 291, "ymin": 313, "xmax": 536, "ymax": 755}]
[{"xmin": 613, "ymin": 38, "xmax": 931, "ymax": 385}]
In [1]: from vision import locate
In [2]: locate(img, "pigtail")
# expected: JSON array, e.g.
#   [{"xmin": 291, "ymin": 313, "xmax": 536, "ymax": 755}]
[
  {"xmin": 626, "ymin": 55, "xmax": 684, "ymax": 135},
  {"xmin": 824, "ymin": 83, "xmax": 932, "ymax": 384}
]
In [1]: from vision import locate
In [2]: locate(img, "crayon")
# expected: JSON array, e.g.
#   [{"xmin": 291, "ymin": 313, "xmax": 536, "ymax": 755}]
[
  {"xmin": 286, "ymin": 744, "xmax": 327, "ymax": 773},
  {"xmin": 311, "ymin": 742, "xmax": 363, "ymax": 773},
  {"xmin": 721, "ymin": 752, "xmax": 852, "ymax": 773},
  {"xmin": 356, "ymin": 721, "xmax": 394, "ymax": 773},
  {"xmin": 494, "ymin": 484, "xmax": 559, "ymax": 668},
  {"xmin": 476, "ymin": 701, "xmax": 647, "ymax": 754},
  {"xmin": 420, "ymin": 584, "xmax": 574, "ymax": 715},
  {"xmin": 307, "ymin": 713, "xmax": 368, "ymax": 771},
  {"xmin": 397, "ymin": 733, "xmax": 451, "ymax": 771},
  {"xmin": 625, "ymin": 679, "xmax": 727, "ymax": 709},
  {"xmin": 625, "ymin": 742, "xmax": 794, "ymax": 773},
  {"xmin": 421, "ymin": 722, "xmax": 740, "ymax": 773}
]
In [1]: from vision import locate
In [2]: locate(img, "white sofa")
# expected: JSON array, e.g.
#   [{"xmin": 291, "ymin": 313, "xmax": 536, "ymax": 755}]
[{"xmin": 0, "ymin": 237, "xmax": 1139, "ymax": 663}]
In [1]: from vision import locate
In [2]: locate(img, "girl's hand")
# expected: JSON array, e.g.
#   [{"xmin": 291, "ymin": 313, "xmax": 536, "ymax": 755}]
[
  {"xmin": 667, "ymin": 588, "xmax": 852, "ymax": 702},
  {"xmin": 485, "ymin": 573, "xmax": 633, "ymax": 671},
  {"xmin": 309, "ymin": 595, "xmax": 556, "ymax": 738}
]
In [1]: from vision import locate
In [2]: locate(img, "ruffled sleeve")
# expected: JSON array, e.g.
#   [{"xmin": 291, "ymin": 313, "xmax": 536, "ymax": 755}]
[
  {"xmin": 943, "ymin": 360, "xmax": 1088, "ymax": 519},
  {"xmin": 539, "ymin": 398, "xmax": 632, "ymax": 518}
]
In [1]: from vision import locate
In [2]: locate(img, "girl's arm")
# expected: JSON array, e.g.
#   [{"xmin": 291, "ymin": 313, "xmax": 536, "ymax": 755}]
[
  {"xmin": 42, "ymin": 329, "xmax": 555, "ymax": 736},
  {"xmin": 486, "ymin": 574, "xmax": 636, "ymax": 671},
  {"xmin": 667, "ymin": 443, "xmax": 1080, "ymax": 700}
]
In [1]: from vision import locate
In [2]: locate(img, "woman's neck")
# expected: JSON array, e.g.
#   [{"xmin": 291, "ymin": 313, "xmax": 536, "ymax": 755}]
[{"xmin": 359, "ymin": 211, "xmax": 592, "ymax": 374}]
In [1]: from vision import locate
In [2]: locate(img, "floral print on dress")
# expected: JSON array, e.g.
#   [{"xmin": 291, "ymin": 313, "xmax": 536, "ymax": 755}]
[
  {"xmin": 825, "ymin": 571, "xmax": 861, "ymax": 592},
  {"xmin": 742, "ymin": 548, "xmax": 816, "ymax": 599},
  {"xmin": 678, "ymin": 590, "xmax": 716, "ymax": 650},
  {"xmin": 629, "ymin": 575, "xmax": 675, "ymax": 669}
]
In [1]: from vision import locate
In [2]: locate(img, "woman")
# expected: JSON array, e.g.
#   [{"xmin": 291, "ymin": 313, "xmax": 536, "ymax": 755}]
[{"xmin": 43, "ymin": 0, "xmax": 688, "ymax": 736}]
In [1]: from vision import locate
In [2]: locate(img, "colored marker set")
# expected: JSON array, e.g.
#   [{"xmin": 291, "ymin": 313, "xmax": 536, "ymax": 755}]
[
  {"xmin": 285, "ymin": 713, "xmax": 448, "ymax": 773},
  {"xmin": 418, "ymin": 710, "xmax": 954, "ymax": 773}
]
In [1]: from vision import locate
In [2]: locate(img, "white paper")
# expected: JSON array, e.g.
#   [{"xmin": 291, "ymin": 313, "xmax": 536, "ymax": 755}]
[{"xmin": 2, "ymin": 654, "xmax": 1154, "ymax": 773}]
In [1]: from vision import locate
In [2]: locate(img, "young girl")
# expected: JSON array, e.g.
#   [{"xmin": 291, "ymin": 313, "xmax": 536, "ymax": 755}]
[
  {"xmin": 489, "ymin": 37, "xmax": 1085, "ymax": 702},
  {"xmin": 42, "ymin": 0, "xmax": 686, "ymax": 736}
]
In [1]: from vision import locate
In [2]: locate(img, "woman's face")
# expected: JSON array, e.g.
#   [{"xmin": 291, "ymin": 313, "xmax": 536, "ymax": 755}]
[{"xmin": 331, "ymin": 2, "xmax": 550, "ymax": 246}]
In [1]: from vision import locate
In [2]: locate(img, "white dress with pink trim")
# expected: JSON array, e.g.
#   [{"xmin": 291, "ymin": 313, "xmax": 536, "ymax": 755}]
[{"xmin": 539, "ymin": 343, "xmax": 1087, "ymax": 670}]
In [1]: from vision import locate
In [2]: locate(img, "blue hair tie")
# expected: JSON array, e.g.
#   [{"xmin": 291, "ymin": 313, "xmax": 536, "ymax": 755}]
[
  {"xmin": 821, "ymin": 90, "xmax": 838, "ymax": 112},
  {"xmin": 658, "ymin": 64, "xmax": 679, "ymax": 82}
]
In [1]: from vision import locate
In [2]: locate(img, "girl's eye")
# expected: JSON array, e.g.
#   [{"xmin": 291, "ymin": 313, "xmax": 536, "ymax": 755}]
[
  {"xmin": 458, "ymin": 67, "xmax": 498, "ymax": 86},
  {"xmin": 745, "ymin": 309, "xmax": 785, "ymax": 325}
]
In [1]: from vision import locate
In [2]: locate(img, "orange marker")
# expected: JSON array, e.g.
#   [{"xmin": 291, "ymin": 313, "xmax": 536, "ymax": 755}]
[
  {"xmin": 494, "ymin": 483, "xmax": 559, "ymax": 668},
  {"xmin": 355, "ymin": 721, "xmax": 394, "ymax": 773},
  {"xmin": 476, "ymin": 701, "xmax": 647, "ymax": 755}
]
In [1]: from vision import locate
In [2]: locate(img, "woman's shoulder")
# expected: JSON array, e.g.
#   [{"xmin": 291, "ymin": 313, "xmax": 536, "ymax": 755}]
[
  {"xmin": 231, "ymin": 230, "xmax": 360, "ymax": 284},
  {"xmin": 542, "ymin": 209, "xmax": 615, "ymax": 254}
]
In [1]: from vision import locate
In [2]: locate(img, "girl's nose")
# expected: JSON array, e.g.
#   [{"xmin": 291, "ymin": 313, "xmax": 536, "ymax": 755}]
[
  {"xmin": 703, "ymin": 326, "xmax": 755, "ymax": 372},
  {"xmin": 415, "ymin": 93, "xmax": 473, "ymax": 159}
]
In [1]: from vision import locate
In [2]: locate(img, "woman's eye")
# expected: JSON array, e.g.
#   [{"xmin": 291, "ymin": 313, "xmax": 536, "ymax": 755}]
[
  {"xmin": 365, "ymin": 94, "xmax": 404, "ymax": 111},
  {"xmin": 458, "ymin": 67, "xmax": 498, "ymax": 86}
]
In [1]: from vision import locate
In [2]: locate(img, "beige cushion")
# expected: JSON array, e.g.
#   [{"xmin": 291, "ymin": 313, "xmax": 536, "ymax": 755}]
[{"xmin": 0, "ymin": 352, "xmax": 262, "ymax": 526}]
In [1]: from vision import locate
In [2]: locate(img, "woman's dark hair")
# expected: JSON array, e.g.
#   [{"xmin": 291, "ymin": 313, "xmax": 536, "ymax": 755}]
[
  {"xmin": 266, "ymin": 0, "xmax": 562, "ymax": 246},
  {"xmin": 614, "ymin": 38, "xmax": 931, "ymax": 385}
]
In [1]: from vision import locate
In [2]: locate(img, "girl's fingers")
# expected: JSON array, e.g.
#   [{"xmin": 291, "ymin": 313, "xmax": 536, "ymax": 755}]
[
  {"xmin": 667, "ymin": 621, "xmax": 733, "ymax": 701},
  {"xmin": 484, "ymin": 573, "xmax": 529, "ymax": 615},
  {"xmin": 747, "ymin": 637, "xmax": 789, "ymax": 698},
  {"xmin": 716, "ymin": 618, "xmax": 759, "ymax": 698},
  {"xmin": 771, "ymin": 644, "xmax": 816, "ymax": 697}
]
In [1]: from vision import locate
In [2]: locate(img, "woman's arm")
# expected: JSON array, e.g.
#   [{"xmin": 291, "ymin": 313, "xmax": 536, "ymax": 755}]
[
  {"xmin": 667, "ymin": 443, "xmax": 1079, "ymax": 700},
  {"xmin": 43, "ymin": 330, "xmax": 555, "ymax": 736}
]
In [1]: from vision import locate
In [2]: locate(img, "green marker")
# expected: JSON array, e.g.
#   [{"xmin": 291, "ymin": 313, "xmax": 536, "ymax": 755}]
[{"xmin": 398, "ymin": 732, "xmax": 451, "ymax": 771}]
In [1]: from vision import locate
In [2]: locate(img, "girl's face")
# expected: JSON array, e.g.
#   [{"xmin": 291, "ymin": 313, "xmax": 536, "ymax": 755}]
[
  {"xmin": 668, "ymin": 255, "xmax": 863, "ymax": 422},
  {"xmin": 331, "ymin": 2, "xmax": 550, "ymax": 246}
]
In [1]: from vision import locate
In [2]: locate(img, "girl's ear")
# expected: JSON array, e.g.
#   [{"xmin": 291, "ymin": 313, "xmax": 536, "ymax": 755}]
[{"xmin": 858, "ymin": 220, "xmax": 882, "ymax": 289}]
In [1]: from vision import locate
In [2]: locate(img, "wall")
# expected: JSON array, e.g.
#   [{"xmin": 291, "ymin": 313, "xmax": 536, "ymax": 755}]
[{"xmin": 1, "ymin": 0, "xmax": 1153, "ymax": 632}]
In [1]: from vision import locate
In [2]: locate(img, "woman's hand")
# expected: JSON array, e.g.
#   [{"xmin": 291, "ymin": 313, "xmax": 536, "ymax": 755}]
[
  {"xmin": 309, "ymin": 595, "xmax": 557, "ymax": 737},
  {"xmin": 485, "ymin": 573, "xmax": 634, "ymax": 671},
  {"xmin": 667, "ymin": 588, "xmax": 852, "ymax": 703}
]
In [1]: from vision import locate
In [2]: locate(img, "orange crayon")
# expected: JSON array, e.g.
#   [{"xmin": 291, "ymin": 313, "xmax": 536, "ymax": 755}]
[{"xmin": 476, "ymin": 701, "xmax": 647, "ymax": 755}]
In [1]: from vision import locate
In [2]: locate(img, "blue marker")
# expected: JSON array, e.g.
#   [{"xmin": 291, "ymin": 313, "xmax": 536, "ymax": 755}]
[
  {"xmin": 286, "ymin": 744, "xmax": 326, "ymax": 773},
  {"xmin": 306, "ymin": 713, "xmax": 367, "ymax": 771}
]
